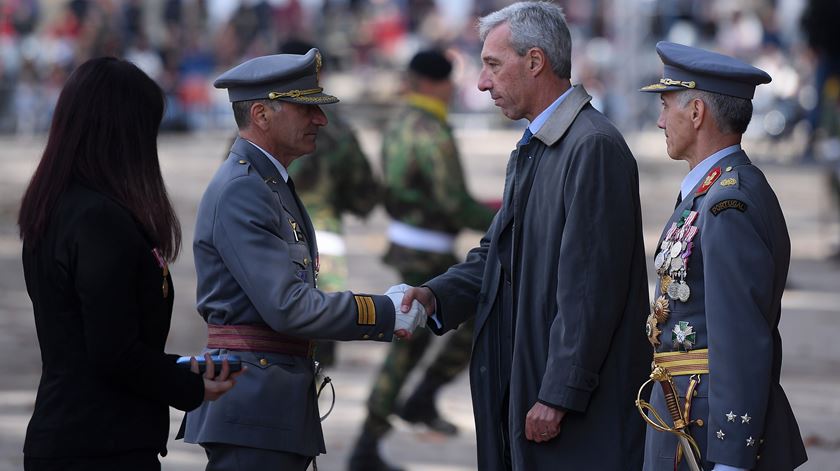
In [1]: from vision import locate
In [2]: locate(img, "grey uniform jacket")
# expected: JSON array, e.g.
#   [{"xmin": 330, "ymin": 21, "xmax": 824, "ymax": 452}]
[
  {"xmin": 642, "ymin": 151, "xmax": 807, "ymax": 470},
  {"xmin": 183, "ymin": 138, "xmax": 395, "ymax": 456},
  {"xmin": 425, "ymin": 85, "xmax": 651, "ymax": 470}
]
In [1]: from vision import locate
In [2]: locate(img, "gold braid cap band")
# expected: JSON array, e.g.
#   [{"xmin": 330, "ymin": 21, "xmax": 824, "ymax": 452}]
[
  {"xmin": 268, "ymin": 88, "xmax": 324, "ymax": 101},
  {"xmin": 660, "ymin": 78, "xmax": 696, "ymax": 88}
]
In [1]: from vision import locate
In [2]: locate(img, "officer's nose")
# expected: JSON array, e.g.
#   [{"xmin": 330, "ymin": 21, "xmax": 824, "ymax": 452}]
[
  {"xmin": 657, "ymin": 110, "xmax": 666, "ymax": 130},
  {"xmin": 312, "ymin": 105, "xmax": 327, "ymax": 127},
  {"xmin": 477, "ymin": 68, "xmax": 491, "ymax": 92}
]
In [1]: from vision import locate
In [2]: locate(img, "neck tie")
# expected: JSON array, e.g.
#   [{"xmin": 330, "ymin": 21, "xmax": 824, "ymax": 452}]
[
  {"xmin": 675, "ymin": 191, "xmax": 683, "ymax": 209},
  {"xmin": 518, "ymin": 128, "xmax": 533, "ymax": 147}
]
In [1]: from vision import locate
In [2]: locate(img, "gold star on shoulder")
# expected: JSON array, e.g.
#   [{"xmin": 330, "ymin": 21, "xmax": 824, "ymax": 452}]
[
  {"xmin": 717, "ymin": 430, "xmax": 725, "ymax": 440},
  {"xmin": 746, "ymin": 436, "xmax": 755, "ymax": 447},
  {"xmin": 741, "ymin": 413, "xmax": 751, "ymax": 424},
  {"xmin": 726, "ymin": 411, "xmax": 736, "ymax": 422}
]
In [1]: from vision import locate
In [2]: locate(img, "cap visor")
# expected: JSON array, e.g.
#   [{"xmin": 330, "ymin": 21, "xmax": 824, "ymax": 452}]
[{"xmin": 282, "ymin": 93, "xmax": 339, "ymax": 105}]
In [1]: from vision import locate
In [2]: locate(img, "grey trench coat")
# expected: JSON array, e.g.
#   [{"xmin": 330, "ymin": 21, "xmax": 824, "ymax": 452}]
[{"xmin": 426, "ymin": 85, "xmax": 651, "ymax": 470}]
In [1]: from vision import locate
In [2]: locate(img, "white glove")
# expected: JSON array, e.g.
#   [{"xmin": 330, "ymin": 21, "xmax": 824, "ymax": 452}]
[{"xmin": 385, "ymin": 284, "xmax": 427, "ymax": 333}]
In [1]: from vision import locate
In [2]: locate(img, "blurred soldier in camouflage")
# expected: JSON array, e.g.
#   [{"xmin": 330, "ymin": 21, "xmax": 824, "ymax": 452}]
[
  {"xmin": 282, "ymin": 39, "xmax": 381, "ymax": 366},
  {"xmin": 348, "ymin": 49, "xmax": 496, "ymax": 471}
]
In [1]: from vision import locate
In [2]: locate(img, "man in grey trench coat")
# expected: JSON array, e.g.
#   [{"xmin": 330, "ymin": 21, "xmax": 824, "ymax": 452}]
[{"xmin": 400, "ymin": 2, "xmax": 650, "ymax": 469}]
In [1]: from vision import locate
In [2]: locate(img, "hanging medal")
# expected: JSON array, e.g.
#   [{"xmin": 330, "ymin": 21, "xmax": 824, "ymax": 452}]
[
  {"xmin": 672, "ymin": 320, "xmax": 697, "ymax": 351},
  {"xmin": 653, "ymin": 210, "xmax": 699, "ymax": 303}
]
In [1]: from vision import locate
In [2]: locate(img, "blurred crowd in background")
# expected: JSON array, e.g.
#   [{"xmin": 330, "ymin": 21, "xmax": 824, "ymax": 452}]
[{"xmin": 0, "ymin": 0, "xmax": 838, "ymax": 164}]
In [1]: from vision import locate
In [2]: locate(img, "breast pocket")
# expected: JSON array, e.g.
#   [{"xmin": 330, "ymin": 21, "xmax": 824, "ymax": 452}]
[{"xmin": 288, "ymin": 243, "xmax": 312, "ymax": 284}]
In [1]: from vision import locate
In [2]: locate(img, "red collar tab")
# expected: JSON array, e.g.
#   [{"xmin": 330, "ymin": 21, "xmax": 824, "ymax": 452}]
[{"xmin": 695, "ymin": 167, "xmax": 721, "ymax": 197}]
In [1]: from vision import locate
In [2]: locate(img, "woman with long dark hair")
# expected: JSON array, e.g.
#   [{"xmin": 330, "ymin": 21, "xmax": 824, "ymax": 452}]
[{"xmin": 18, "ymin": 57, "xmax": 238, "ymax": 471}]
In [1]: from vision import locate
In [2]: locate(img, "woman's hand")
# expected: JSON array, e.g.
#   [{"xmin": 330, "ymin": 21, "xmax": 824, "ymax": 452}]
[{"xmin": 190, "ymin": 353, "xmax": 245, "ymax": 401}]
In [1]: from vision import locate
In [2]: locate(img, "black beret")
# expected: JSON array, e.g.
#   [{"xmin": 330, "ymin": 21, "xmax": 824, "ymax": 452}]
[{"xmin": 408, "ymin": 49, "xmax": 452, "ymax": 81}]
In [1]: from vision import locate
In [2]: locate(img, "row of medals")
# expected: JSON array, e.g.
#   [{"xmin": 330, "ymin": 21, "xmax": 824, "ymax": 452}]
[{"xmin": 655, "ymin": 210, "xmax": 699, "ymax": 303}]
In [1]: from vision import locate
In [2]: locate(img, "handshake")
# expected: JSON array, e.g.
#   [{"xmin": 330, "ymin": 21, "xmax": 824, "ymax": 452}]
[{"xmin": 385, "ymin": 283, "xmax": 428, "ymax": 337}]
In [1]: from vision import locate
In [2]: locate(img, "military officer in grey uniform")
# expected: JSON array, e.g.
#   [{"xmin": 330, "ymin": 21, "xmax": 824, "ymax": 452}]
[
  {"xmin": 182, "ymin": 49, "xmax": 425, "ymax": 470},
  {"xmin": 637, "ymin": 42, "xmax": 808, "ymax": 471}
]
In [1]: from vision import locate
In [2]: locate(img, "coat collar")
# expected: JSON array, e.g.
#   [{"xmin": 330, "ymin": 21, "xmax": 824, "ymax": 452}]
[
  {"xmin": 229, "ymin": 137, "xmax": 284, "ymax": 184},
  {"xmin": 533, "ymin": 84, "xmax": 592, "ymax": 147}
]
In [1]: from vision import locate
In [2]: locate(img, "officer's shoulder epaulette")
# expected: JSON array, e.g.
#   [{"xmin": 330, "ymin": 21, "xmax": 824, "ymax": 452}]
[
  {"xmin": 706, "ymin": 166, "xmax": 749, "ymax": 216},
  {"xmin": 227, "ymin": 155, "xmax": 252, "ymax": 177},
  {"xmin": 717, "ymin": 164, "xmax": 741, "ymax": 191}
]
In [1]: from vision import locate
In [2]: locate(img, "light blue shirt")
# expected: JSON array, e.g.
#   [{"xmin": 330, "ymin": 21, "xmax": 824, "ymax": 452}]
[
  {"xmin": 245, "ymin": 139, "xmax": 289, "ymax": 182},
  {"xmin": 528, "ymin": 86, "xmax": 575, "ymax": 134},
  {"xmin": 680, "ymin": 144, "xmax": 741, "ymax": 199}
]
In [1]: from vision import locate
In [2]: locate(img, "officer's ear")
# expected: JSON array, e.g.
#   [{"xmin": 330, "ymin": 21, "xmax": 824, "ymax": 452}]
[
  {"xmin": 689, "ymin": 97, "xmax": 706, "ymax": 130},
  {"xmin": 526, "ymin": 47, "xmax": 546, "ymax": 77},
  {"xmin": 250, "ymin": 102, "xmax": 271, "ymax": 130}
]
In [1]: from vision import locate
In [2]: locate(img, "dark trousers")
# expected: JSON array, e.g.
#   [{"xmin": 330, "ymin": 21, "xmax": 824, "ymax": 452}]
[
  {"xmin": 204, "ymin": 443, "xmax": 312, "ymax": 471},
  {"xmin": 25, "ymin": 451, "xmax": 160, "ymax": 471}
]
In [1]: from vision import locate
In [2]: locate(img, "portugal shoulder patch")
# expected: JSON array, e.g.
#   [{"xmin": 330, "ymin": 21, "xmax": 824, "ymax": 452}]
[
  {"xmin": 355, "ymin": 295, "xmax": 376, "ymax": 325},
  {"xmin": 710, "ymin": 199, "xmax": 747, "ymax": 216}
]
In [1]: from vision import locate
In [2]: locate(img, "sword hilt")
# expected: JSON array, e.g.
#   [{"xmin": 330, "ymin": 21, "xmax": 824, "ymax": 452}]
[{"xmin": 651, "ymin": 366, "xmax": 686, "ymax": 427}]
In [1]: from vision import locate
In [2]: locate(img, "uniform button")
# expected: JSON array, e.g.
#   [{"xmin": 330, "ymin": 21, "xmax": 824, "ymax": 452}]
[
  {"xmin": 238, "ymin": 159, "xmax": 247, "ymax": 165},
  {"xmin": 756, "ymin": 455, "xmax": 761, "ymax": 460},
  {"xmin": 378, "ymin": 333, "xmax": 384, "ymax": 339},
  {"xmin": 725, "ymin": 166, "xmax": 733, "ymax": 172},
  {"xmin": 303, "ymin": 258, "xmax": 309, "ymax": 266},
  {"xmin": 259, "ymin": 358, "xmax": 268, "ymax": 366},
  {"xmin": 363, "ymin": 334, "xmax": 369, "ymax": 339},
  {"xmin": 480, "ymin": 366, "xmax": 487, "ymax": 374}
]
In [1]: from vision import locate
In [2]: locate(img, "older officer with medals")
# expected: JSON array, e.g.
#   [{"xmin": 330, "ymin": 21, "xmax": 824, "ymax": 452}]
[
  {"xmin": 181, "ymin": 49, "xmax": 426, "ymax": 470},
  {"xmin": 636, "ymin": 42, "xmax": 808, "ymax": 471}
]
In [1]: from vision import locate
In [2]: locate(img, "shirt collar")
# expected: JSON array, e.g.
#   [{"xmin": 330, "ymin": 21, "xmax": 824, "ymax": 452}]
[
  {"xmin": 528, "ymin": 86, "xmax": 575, "ymax": 135},
  {"xmin": 680, "ymin": 144, "xmax": 741, "ymax": 199},
  {"xmin": 245, "ymin": 139, "xmax": 289, "ymax": 182},
  {"xmin": 406, "ymin": 93, "xmax": 448, "ymax": 122}
]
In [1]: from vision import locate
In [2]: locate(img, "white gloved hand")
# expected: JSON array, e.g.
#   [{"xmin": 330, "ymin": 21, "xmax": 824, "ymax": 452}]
[{"xmin": 385, "ymin": 284, "xmax": 427, "ymax": 333}]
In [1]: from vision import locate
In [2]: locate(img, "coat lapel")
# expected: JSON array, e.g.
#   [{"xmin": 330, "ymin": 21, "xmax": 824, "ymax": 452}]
[
  {"xmin": 229, "ymin": 138, "xmax": 319, "ymax": 262},
  {"xmin": 475, "ymin": 86, "xmax": 594, "ymax": 340}
]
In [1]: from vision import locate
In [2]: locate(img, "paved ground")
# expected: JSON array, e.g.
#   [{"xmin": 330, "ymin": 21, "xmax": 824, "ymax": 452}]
[{"xmin": 0, "ymin": 126, "xmax": 838, "ymax": 471}]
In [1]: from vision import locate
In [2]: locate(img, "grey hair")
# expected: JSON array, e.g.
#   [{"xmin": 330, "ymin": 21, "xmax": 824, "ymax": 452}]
[
  {"xmin": 676, "ymin": 90, "xmax": 753, "ymax": 135},
  {"xmin": 232, "ymin": 99, "xmax": 283, "ymax": 129},
  {"xmin": 478, "ymin": 1, "xmax": 571, "ymax": 79}
]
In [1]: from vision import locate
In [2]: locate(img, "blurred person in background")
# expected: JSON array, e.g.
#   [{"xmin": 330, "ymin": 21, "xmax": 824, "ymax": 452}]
[
  {"xmin": 638, "ymin": 41, "xmax": 807, "ymax": 471},
  {"xmin": 348, "ymin": 48, "xmax": 495, "ymax": 471},
  {"xmin": 17, "ymin": 57, "xmax": 239, "ymax": 471},
  {"xmin": 182, "ymin": 48, "xmax": 426, "ymax": 471},
  {"xmin": 801, "ymin": 0, "xmax": 840, "ymax": 261},
  {"xmin": 281, "ymin": 38, "xmax": 382, "ymax": 369},
  {"xmin": 399, "ymin": 2, "xmax": 650, "ymax": 469}
]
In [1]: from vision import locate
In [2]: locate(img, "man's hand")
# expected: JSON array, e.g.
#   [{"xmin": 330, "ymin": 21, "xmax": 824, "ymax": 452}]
[
  {"xmin": 385, "ymin": 284, "xmax": 427, "ymax": 338},
  {"xmin": 400, "ymin": 286, "xmax": 436, "ymax": 318},
  {"xmin": 525, "ymin": 401, "xmax": 565, "ymax": 443}
]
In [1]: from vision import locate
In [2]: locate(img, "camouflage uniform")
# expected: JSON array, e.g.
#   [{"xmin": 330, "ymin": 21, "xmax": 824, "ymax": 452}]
[
  {"xmin": 360, "ymin": 95, "xmax": 495, "ymax": 440},
  {"xmin": 288, "ymin": 107, "xmax": 381, "ymax": 365}
]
